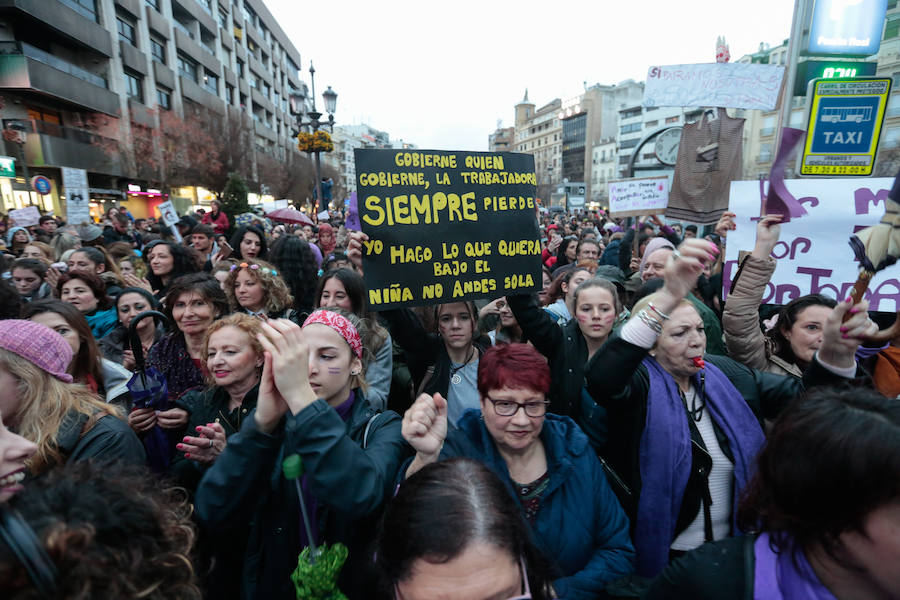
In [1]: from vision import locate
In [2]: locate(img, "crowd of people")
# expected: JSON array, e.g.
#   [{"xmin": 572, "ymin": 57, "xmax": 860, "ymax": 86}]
[{"xmin": 0, "ymin": 202, "xmax": 898, "ymax": 600}]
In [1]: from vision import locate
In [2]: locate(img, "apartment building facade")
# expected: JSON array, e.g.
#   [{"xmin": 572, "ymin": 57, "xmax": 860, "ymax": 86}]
[{"xmin": 0, "ymin": 0, "xmax": 308, "ymax": 219}]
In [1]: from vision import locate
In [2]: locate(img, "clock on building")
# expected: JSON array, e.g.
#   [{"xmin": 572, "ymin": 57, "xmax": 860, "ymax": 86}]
[{"xmin": 654, "ymin": 127, "xmax": 683, "ymax": 166}]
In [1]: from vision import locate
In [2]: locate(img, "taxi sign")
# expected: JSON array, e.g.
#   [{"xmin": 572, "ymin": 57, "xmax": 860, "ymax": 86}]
[{"xmin": 801, "ymin": 77, "xmax": 891, "ymax": 176}]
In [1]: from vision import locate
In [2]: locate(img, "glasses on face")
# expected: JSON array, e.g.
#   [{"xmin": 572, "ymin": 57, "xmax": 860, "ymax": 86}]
[
  {"xmin": 486, "ymin": 397, "xmax": 549, "ymax": 418},
  {"xmin": 395, "ymin": 557, "xmax": 532, "ymax": 600}
]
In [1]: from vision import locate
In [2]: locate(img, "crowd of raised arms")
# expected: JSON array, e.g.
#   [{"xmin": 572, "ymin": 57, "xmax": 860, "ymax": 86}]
[{"xmin": 0, "ymin": 202, "xmax": 897, "ymax": 600}]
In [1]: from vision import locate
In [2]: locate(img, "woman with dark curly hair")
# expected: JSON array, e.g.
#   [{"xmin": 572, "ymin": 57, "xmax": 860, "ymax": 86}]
[
  {"xmin": 130, "ymin": 274, "xmax": 229, "ymax": 447},
  {"xmin": 0, "ymin": 461, "xmax": 201, "ymax": 599},
  {"xmin": 144, "ymin": 240, "xmax": 202, "ymax": 300},
  {"xmin": 229, "ymin": 225, "xmax": 267, "ymax": 261},
  {"xmin": 223, "ymin": 259, "xmax": 298, "ymax": 323},
  {"xmin": 56, "ymin": 270, "xmax": 118, "ymax": 339},
  {"xmin": 269, "ymin": 235, "xmax": 318, "ymax": 315},
  {"xmin": 645, "ymin": 385, "xmax": 900, "ymax": 599}
]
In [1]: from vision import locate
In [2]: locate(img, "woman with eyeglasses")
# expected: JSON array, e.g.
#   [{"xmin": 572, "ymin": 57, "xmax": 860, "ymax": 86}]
[
  {"xmin": 402, "ymin": 343, "xmax": 635, "ymax": 600},
  {"xmin": 376, "ymin": 458, "xmax": 556, "ymax": 600}
]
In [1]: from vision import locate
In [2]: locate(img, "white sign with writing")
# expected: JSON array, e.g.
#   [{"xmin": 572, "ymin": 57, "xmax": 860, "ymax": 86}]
[
  {"xmin": 61, "ymin": 167, "xmax": 90, "ymax": 225},
  {"xmin": 157, "ymin": 200, "xmax": 178, "ymax": 227},
  {"xmin": 9, "ymin": 206, "xmax": 40, "ymax": 227},
  {"xmin": 608, "ymin": 176, "xmax": 669, "ymax": 217},
  {"xmin": 643, "ymin": 63, "xmax": 785, "ymax": 110},
  {"xmin": 723, "ymin": 178, "xmax": 898, "ymax": 312}
]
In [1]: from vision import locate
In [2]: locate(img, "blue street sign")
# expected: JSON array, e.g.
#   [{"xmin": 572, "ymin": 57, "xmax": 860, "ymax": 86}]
[
  {"xmin": 31, "ymin": 175, "xmax": 52, "ymax": 195},
  {"xmin": 801, "ymin": 77, "xmax": 891, "ymax": 176}
]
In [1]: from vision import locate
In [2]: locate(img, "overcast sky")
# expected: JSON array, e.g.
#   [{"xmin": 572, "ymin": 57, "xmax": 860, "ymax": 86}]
[{"xmin": 265, "ymin": 0, "xmax": 795, "ymax": 151}]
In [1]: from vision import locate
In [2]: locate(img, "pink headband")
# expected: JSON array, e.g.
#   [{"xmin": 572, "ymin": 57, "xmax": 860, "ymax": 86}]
[{"xmin": 302, "ymin": 310, "xmax": 363, "ymax": 359}]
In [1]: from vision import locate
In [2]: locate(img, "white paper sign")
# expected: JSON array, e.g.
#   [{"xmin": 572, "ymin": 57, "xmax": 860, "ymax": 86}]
[
  {"xmin": 61, "ymin": 167, "xmax": 90, "ymax": 225},
  {"xmin": 9, "ymin": 206, "xmax": 40, "ymax": 227},
  {"xmin": 723, "ymin": 178, "xmax": 898, "ymax": 312},
  {"xmin": 608, "ymin": 176, "xmax": 669, "ymax": 217},
  {"xmin": 157, "ymin": 200, "xmax": 178, "ymax": 227},
  {"xmin": 643, "ymin": 63, "xmax": 785, "ymax": 110}
]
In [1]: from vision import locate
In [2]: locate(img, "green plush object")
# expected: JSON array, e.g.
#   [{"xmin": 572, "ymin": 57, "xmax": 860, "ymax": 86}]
[{"xmin": 290, "ymin": 543, "xmax": 349, "ymax": 600}]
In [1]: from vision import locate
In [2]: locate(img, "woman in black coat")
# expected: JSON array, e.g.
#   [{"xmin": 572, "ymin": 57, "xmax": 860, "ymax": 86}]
[{"xmin": 584, "ymin": 238, "xmax": 875, "ymax": 579}]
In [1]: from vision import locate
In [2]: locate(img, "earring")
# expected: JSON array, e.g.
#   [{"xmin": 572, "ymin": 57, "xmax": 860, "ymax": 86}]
[{"xmin": 350, "ymin": 370, "xmax": 360, "ymax": 376}]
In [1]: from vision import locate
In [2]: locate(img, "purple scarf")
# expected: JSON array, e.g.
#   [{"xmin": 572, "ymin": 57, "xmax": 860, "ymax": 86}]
[
  {"xmin": 754, "ymin": 533, "xmax": 838, "ymax": 600},
  {"xmin": 634, "ymin": 357, "xmax": 766, "ymax": 577}
]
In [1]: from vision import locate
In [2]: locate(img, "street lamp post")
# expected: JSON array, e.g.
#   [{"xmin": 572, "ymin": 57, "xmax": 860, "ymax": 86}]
[{"xmin": 290, "ymin": 62, "xmax": 337, "ymax": 216}]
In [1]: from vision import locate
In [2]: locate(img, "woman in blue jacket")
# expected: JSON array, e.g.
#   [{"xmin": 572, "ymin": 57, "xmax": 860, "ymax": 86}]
[
  {"xmin": 402, "ymin": 343, "xmax": 635, "ymax": 600},
  {"xmin": 194, "ymin": 310, "xmax": 409, "ymax": 600}
]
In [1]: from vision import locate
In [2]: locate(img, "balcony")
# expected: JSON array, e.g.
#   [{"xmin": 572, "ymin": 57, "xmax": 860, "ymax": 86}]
[
  {"xmin": 0, "ymin": 41, "xmax": 119, "ymax": 115},
  {"xmin": 0, "ymin": 0, "xmax": 112, "ymax": 56},
  {"xmin": 1, "ymin": 118, "xmax": 121, "ymax": 174}
]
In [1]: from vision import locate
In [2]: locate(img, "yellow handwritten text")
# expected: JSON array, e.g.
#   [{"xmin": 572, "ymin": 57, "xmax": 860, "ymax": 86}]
[{"xmin": 362, "ymin": 192, "xmax": 478, "ymax": 226}]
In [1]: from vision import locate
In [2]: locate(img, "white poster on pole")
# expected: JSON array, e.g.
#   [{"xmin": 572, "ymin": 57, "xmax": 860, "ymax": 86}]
[
  {"xmin": 608, "ymin": 176, "xmax": 669, "ymax": 218},
  {"xmin": 723, "ymin": 178, "xmax": 898, "ymax": 312},
  {"xmin": 156, "ymin": 200, "xmax": 183, "ymax": 242},
  {"xmin": 61, "ymin": 167, "xmax": 90, "ymax": 225},
  {"xmin": 643, "ymin": 63, "xmax": 785, "ymax": 110}
]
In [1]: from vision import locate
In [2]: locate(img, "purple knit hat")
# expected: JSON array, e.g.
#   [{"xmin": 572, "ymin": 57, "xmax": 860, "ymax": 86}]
[
  {"xmin": 0, "ymin": 320, "xmax": 74, "ymax": 382},
  {"xmin": 639, "ymin": 237, "xmax": 676, "ymax": 275}
]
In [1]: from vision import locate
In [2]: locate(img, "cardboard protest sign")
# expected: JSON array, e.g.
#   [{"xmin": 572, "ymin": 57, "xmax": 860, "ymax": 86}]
[
  {"xmin": 723, "ymin": 178, "xmax": 898, "ymax": 312},
  {"xmin": 9, "ymin": 206, "xmax": 40, "ymax": 227},
  {"xmin": 354, "ymin": 149, "xmax": 541, "ymax": 310},
  {"xmin": 608, "ymin": 176, "xmax": 669, "ymax": 218},
  {"xmin": 61, "ymin": 167, "xmax": 90, "ymax": 225},
  {"xmin": 643, "ymin": 63, "xmax": 785, "ymax": 110}
]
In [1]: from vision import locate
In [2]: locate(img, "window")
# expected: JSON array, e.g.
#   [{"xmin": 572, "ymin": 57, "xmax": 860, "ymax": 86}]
[
  {"xmin": 156, "ymin": 87, "xmax": 171, "ymax": 110},
  {"xmin": 236, "ymin": 59, "xmax": 245, "ymax": 77},
  {"xmin": 123, "ymin": 70, "xmax": 143, "ymax": 102},
  {"xmin": 645, "ymin": 120, "xmax": 658, "ymax": 128},
  {"xmin": 884, "ymin": 14, "xmax": 900, "ymax": 40},
  {"xmin": 117, "ymin": 15, "xmax": 136, "ymax": 46},
  {"xmin": 665, "ymin": 116, "xmax": 680, "ymax": 124},
  {"xmin": 225, "ymin": 83, "xmax": 235, "ymax": 104},
  {"xmin": 146, "ymin": 0, "xmax": 160, "ymax": 9},
  {"xmin": 60, "ymin": 0, "xmax": 98, "ymax": 22},
  {"xmin": 177, "ymin": 53, "xmax": 198, "ymax": 82},
  {"xmin": 150, "ymin": 36, "xmax": 166, "ymax": 64},
  {"xmin": 619, "ymin": 122, "xmax": 641, "ymax": 135},
  {"xmin": 202, "ymin": 70, "xmax": 218, "ymax": 94},
  {"xmin": 218, "ymin": 8, "xmax": 228, "ymax": 28}
]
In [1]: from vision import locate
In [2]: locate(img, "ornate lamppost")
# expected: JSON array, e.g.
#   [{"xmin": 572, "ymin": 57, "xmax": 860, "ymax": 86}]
[{"xmin": 290, "ymin": 62, "xmax": 337, "ymax": 215}]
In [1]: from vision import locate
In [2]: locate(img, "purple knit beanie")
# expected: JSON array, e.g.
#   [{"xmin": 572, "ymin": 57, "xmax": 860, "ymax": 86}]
[
  {"xmin": 0, "ymin": 320, "xmax": 74, "ymax": 382},
  {"xmin": 639, "ymin": 237, "xmax": 676, "ymax": 275}
]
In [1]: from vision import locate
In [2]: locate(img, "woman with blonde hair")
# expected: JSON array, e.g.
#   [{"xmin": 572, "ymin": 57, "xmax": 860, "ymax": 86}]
[
  {"xmin": 169, "ymin": 313, "xmax": 265, "ymax": 492},
  {"xmin": 20, "ymin": 241, "xmax": 54, "ymax": 263},
  {"xmin": 223, "ymin": 259, "xmax": 299, "ymax": 323},
  {"xmin": 0, "ymin": 320, "xmax": 145, "ymax": 475}
]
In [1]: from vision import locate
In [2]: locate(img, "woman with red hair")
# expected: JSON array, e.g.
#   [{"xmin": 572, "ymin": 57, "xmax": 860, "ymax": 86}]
[{"xmin": 402, "ymin": 343, "xmax": 635, "ymax": 600}]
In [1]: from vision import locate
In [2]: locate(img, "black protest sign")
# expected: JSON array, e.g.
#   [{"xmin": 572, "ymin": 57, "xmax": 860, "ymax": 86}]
[{"xmin": 354, "ymin": 149, "xmax": 541, "ymax": 310}]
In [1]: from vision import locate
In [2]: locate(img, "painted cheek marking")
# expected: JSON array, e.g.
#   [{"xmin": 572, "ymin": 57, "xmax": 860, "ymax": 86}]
[{"xmin": 327, "ymin": 367, "xmax": 341, "ymax": 374}]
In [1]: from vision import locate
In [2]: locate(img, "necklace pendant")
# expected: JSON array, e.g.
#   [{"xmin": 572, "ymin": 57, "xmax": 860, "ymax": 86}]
[{"xmin": 451, "ymin": 373, "xmax": 462, "ymax": 385}]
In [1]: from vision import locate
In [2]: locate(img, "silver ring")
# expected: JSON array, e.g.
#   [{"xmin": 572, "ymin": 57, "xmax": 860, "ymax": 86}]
[
  {"xmin": 209, "ymin": 438, "xmax": 214, "ymax": 449},
  {"xmin": 671, "ymin": 249, "xmax": 682, "ymax": 260}
]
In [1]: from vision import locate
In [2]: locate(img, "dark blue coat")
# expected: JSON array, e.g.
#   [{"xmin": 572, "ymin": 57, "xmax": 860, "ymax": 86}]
[
  {"xmin": 440, "ymin": 410, "xmax": 635, "ymax": 600},
  {"xmin": 194, "ymin": 393, "xmax": 409, "ymax": 600}
]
